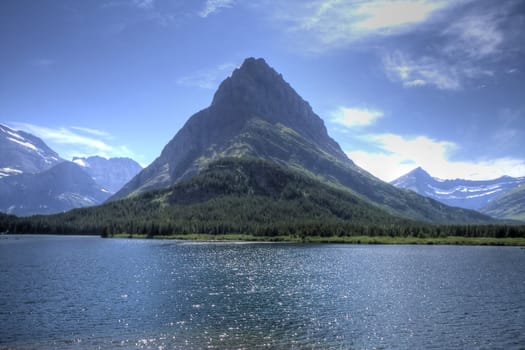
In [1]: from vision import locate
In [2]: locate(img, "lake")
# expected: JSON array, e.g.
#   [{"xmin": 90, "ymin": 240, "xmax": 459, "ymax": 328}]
[{"xmin": 1, "ymin": 235, "xmax": 524, "ymax": 349}]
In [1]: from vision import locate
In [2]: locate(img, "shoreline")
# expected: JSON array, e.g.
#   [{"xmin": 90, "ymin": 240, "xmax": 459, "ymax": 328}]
[{"xmin": 110, "ymin": 233, "xmax": 525, "ymax": 246}]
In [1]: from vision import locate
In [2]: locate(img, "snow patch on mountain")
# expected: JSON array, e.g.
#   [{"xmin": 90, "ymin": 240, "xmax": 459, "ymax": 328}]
[{"xmin": 7, "ymin": 137, "xmax": 38, "ymax": 151}]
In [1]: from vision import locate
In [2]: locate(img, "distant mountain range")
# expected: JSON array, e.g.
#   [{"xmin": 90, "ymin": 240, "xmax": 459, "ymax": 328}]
[
  {"xmin": 73, "ymin": 156, "xmax": 142, "ymax": 193},
  {"xmin": 0, "ymin": 123, "xmax": 142, "ymax": 216},
  {"xmin": 0, "ymin": 161, "xmax": 110, "ymax": 216},
  {"xmin": 391, "ymin": 167, "xmax": 525, "ymax": 221}
]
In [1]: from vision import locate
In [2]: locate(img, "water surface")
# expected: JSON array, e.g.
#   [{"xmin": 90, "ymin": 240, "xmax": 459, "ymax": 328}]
[{"xmin": 1, "ymin": 235, "xmax": 524, "ymax": 349}]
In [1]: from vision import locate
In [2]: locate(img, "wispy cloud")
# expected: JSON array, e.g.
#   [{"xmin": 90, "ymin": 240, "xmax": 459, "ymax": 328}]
[
  {"xmin": 177, "ymin": 63, "xmax": 237, "ymax": 89},
  {"xmin": 443, "ymin": 13, "xmax": 504, "ymax": 59},
  {"xmin": 8, "ymin": 123, "xmax": 135, "ymax": 160},
  {"xmin": 70, "ymin": 126, "xmax": 113, "ymax": 138},
  {"xmin": 383, "ymin": 1, "xmax": 522, "ymax": 90},
  {"xmin": 383, "ymin": 51, "xmax": 461, "ymax": 90},
  {"xmin": 346, "ymin": 133, "xmax": 525, "ymax": 181},
  {"xmin": 383, "ymin": 50, "xmax": 495, "ymax": 90},
  {"xmin": 199, "ymin": 0, "xmax": 235, "ymax": 18},
  {"xmin": 133, "ymin": 0, "xmax": 154, "ymax": 9},
  {"xmin": 331, "ymin": 106, "xmax": 383, "ymax": 128},
  {"xmin": 274, "ymin": 0, "xmax": 451, "ymax": 52}
]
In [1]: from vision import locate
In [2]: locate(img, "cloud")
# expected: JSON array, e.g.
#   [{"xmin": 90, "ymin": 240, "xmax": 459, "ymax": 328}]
[
  {"xmin": 70, "ymin": 126, "xmax": 113, "ymax": 138},
  {"xmin": 383, "ymin": 51, "xmax": 494, "ymax": 90},
  {"xmin": 331, "ymin": 106, "xmax": 383, "ymax": 128},
  {"xmin": 345, "ymin": 133, "xmax": 525, "ymax": 182},
  {"xmin": 177, "ymin": 63, "xmax": 237, "ymax": 89},
  {"xmin": 383, "ymin": 51, "xmax": 461, "ymax": 90},
  {"xmin": 275, "ymin": 0, "xmax": 451, "ymax": 52},
  {"xmin": 443, "ymin": 13, "xmax": 503, "ymax": 59},
  {"xmin": 8, "ymin": 123, "xmax": 135, "ymax": 160},
  {"xmin": 382, "ymin": 1, "xmax": 523, "ymax": 90},
  {"xmin": 133, "ymin": 0, "xmax": 154, "ymax": 9},
  {"xmin": 199, "ymin": 0, "xmax": 235, "ymax": 18}
]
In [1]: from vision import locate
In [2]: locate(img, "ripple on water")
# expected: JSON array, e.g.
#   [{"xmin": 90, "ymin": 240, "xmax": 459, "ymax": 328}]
[{"xmin": 1, "ymin": 238, "xmax": 525, "ymax": 349}]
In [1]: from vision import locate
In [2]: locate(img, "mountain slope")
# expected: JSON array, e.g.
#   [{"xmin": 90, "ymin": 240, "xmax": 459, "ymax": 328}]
[
  {"xmin": 391, "ymin": 167, "xmax": 525, "ymax": 211},
  {"xmin": 111, "ymin": 57, "xmax": 491, "ymax": 224},
  {"xmin": 0, "ymin": 124, "xmax": 63, "ymax": 177},
  {"xmin": 0, "ymin": 162, "xmax": 110, "ymax": 216},
  {"xmin": 11, "ymin": 158, "xmax": 416, "ymax": 235},
  {"xmin": 481, "ymin": 184, "xmax": 525, "ymax": 221},
  {"xmin": 72, "ymin": 156, "xmax": 142, "ymax": 193}
]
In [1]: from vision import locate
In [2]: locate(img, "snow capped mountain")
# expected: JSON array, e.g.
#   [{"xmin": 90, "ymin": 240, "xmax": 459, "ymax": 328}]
[
  {"xmin": 0, "ymin": 161, "xmax": 111, "ymax": 216},
  {"xmin": 0, "ymin": 123, "xmax": 63, "ymax": 177},
  {"xmin": 0, "ymin": 124, "xmax": 143, "ymax": 215},
  {"xmin": 72, "ymin": 156, "xmax": 142, "ymax": 193},
  {"xmin": 391, "ymin": 167, "xmax": 525, "ymax": 211}
]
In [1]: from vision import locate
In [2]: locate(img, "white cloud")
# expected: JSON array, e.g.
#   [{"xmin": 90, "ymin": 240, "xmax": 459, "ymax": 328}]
[
  {"xmin": 177, "ymin": 63, "xmax": 237, "ymax": 89},
  {"xmin": 71, "ymin": 126, "xmax": 113, "ymax": 138},
  {"xmin": 383, "ymin": 51, "xmax": 494, "ymax": 90},
  {"xmin": 331, "ymin": 106, "xmax": 383, "ymax": 128},
  {"xmin": 353, "ymin": 0, "xmax": 444, "ymax": 31},
  {"xmin": 8, "ymin": 123, "xmax": 135, "ymax": 161},
  {"xmin": 346, "ymin": 133, "xmax": 525, "ymax": 182},
  {"xmin": 278, "ymin": 0, "xmax": 451, "ymax": 51},
  {"xmin": 383, "ymin": 51, "xmax": 461, "ymax": 90},
  {"xmin": 442, "ymin": 12, "xmax": 504, "ymax": 60},
  {"xmin": 133, "ymin": 0, "xmax": 154, "ymax": 9},
  {"xmin": 199, "ymin": 0, "xmax": 235, "ymax": 18}
]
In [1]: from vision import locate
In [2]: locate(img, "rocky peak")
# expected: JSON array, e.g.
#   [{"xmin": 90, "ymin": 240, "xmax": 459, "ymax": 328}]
[
  {"xmin": 411, "ymin": 167, "xmax": 432, "ymax": 179},
  {"xmin": 210, "ymin": 57, "xmax": 341, "ymax": 158}
]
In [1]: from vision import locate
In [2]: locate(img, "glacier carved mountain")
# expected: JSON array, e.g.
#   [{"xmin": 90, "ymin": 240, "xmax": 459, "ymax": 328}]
[{"xmin": 391, "ymin": 167, "xmax": 525, "ymax": 213}]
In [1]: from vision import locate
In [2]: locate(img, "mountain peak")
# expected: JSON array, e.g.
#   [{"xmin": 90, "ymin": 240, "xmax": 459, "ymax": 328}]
[
  {"xmin": 212, "ymin": 57, "xmax": 291, "ymax": 107},
  {"xmin": 209, "ymin": 57, "xmax": 345, "ymax": 159},
  {"xmin": 411, "ymin": 166, "xmax": 431, "ymax": 177},
  {"xmin": 112, "ymin": 57, "xmax": 350, "ymax": 199}
]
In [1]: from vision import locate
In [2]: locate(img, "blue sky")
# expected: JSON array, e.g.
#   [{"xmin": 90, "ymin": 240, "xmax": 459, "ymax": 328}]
[{"xmin": 1, "ymin": 0, "xmax": 524, "ymax": 181}]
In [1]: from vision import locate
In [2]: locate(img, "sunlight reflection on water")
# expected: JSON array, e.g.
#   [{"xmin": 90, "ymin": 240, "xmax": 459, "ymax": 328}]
[{"xmin": 1, "ymin": 235, "xmax": 524, "ymax": 349}]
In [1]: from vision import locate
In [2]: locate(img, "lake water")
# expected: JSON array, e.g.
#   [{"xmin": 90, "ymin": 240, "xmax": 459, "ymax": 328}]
[{"xmin": 1, "ymin": 235, "xmax": 524, "ymax": 349}]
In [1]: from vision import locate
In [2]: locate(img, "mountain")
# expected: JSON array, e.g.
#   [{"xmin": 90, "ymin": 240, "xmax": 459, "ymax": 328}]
[
  {"xmin": 113, "ymin": 57, "xmax": 349, "ymax": 199},
  {"xmin": 9, "ymin": 157, "xmax": 419, "ymax": 236},
  {"xmin": 0, "ymin": 124, "xmax": 63, "ymax": 177},
  {"xmin": 111, "ymin": 57, "xmax": 489, "ymax": 224},
  {"xmin": 391, "ymin": 167, "xmax": 525, "ymax": 211},
  {"xmin": 481, "ymin": 184, "xmax": 525, "ymax": 221},
  {"xmin": 72, "ymin": 156, "xmax": 142, "ymax": 193},
  {"xmin": 0, "ymin": 161, "xmax": 110, "ymax": 216}
]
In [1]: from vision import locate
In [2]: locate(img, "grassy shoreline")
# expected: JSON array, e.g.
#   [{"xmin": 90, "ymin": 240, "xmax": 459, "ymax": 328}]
[{"xmin": 111, "ymin": 233, "xmax": 525, "ymax": 246}]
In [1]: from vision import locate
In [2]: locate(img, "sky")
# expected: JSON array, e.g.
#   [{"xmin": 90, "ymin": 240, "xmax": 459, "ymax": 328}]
[{"xmin": 1, "ymin": 0, "xmax": 524, "ymax": 182}]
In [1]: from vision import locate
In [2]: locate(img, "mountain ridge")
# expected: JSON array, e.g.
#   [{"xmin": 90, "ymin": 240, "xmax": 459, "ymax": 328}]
[
  {"xmin": 73, "ymin": 156, "xmax": 142, "ymax": 193},
  {"xmin": 391, "ymin": 167, "xmax": 525, "ymax": 216},
  {"xmin": 0, "ymin": 161, "xmax": 110, "ymax": 216}
]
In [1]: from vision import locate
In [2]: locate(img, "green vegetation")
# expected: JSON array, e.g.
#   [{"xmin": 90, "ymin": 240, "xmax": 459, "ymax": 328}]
[
  {"xmin": 110, "ymin": 233, "xmax": 525, "ymax": 246},
  {"xmin": 1, "ymin": 158, "xmax": 524, "ymax": 245}
]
